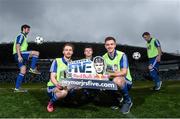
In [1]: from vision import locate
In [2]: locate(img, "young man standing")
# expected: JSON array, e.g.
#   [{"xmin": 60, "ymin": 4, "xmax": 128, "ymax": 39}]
[
  {"xmin": 103, "ymin": 36, "xmax": 133, "ymax": 114},
  {"xmin": 142, "ymin": 32, "xmax": 162, "ymax": 91},
  {"xmin": 13, "ymin": 24, "xmax": 40, "ymax": 92},
  {"xmin": 47, "ymin": 43, "xmax": 74, "ymax": 112},
  {"xmin": 82, "ymin": 45, "xmax": 94, "ymax": 98}
]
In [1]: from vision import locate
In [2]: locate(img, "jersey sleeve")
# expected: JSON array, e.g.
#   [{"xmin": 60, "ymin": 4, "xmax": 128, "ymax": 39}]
[
  {"xmin": 50, "ymin": 60, "xmax": 57, "ymax": 73},
  {"xmin": 154, "ymin": 39, "xmax": 161, "ymax": 47},
  {"xmin": 16, "ymin": 34, "xmax": 24, "ymax": 45},
  {"xmin": 119, "ymin": 54, "xmax": 129, "ymax": 69}
]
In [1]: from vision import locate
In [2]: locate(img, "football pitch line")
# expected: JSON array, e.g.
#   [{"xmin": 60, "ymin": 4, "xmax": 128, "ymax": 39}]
[
  {"xmin": 0, "ymin": 83, "xmax": 179, "ymax": 91},
  {"xmin": 0, "ymin": 87, "xmax": 47, "ymax": 92}
]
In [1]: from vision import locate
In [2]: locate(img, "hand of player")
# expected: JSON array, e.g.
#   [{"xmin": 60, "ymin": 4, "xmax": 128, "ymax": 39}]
[
  {"xmin": 156, "ymin": 55, "xmax": 161, "ymax": 62},
  {"xmin": 148, "ymin": 64, "xmax": 153, "ymax": 70},
  {"xmin": 56, "ymin": 83, "xmax": 63, "ymax": 90},
  {"xmin": 18, "ymin": 56, "xmax": 23, "ymax": 62},
  {"xmin": 107, "ymin": 73, "xmax": 115, "ymax": 78}
]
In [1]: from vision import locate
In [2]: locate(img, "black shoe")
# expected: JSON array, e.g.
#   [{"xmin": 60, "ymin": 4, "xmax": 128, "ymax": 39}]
[
  {"xmin": 120, "ymin": 102, "xmax": 133, "ymax": 114},
  {"xmin": 111, "ymin": 106, "xmax": 119, "ymax": 110},
  {"xmin": 111, "ymin": 97, "xmax": 123, "ymax": 110}
]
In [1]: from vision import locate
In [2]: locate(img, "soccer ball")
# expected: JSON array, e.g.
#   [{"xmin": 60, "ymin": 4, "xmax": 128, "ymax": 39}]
[
  {"xmin": 35, "ymin": 36, "xmax": 44, "ymax": 44},
  {"xmin": 132, "ymin": 52, "xmax": 141, "ymax": 60}
]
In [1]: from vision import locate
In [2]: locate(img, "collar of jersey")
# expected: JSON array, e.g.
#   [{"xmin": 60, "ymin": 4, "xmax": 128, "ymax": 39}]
[
  {"xmin": 62, "ymin": 57, "xmax": 68, "ymax": 65},
  {"xmin": 108, "ymin": 50, "xmax": 117, "ymax": 60},
  {"xmin": 21, "ymin": 32, "xmax": 27, "ymax": 37},
  {"xmin": 147, "ymin": 38, "xmax": 152, "ymax": 43}
]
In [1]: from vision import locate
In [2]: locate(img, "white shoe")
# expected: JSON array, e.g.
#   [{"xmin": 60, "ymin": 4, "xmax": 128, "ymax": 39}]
[
  {"xmin": 155, "ymin": 81, "xmax": 162, "ymax": 91},
  {"xmin": 14, "ymin": 88, "xmax": 28, "ymax": 93}
]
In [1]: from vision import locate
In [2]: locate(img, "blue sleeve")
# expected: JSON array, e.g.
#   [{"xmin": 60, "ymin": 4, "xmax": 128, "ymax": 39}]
[
  {"xmin": 120, "ymin": 54, "xmax": 129, "ymax": 69},
  {"xmin": 50, "ymin": 60, "xmax": 57, "ymax": 73},
  {"xmin": 155, "ymin": 39, "xmax": 161, "ymax": 47},
  {"xmin": 16, "ymin": 34, "xmax": 24, "ymax": 45}
]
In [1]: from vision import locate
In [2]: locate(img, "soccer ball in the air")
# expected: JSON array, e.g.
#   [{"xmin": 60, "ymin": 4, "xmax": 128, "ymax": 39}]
[
  {"xmin": 132, "ymin": 52, "xmax": 141, "ymax": 60},
  {"xmin": 35, "ymin": 36, "xmax": 44, "ymax": 44}
]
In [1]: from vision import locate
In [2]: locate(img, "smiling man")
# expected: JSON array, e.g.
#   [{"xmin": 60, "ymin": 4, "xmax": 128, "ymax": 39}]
[
  {"xmin": 47, "ymin": 43, "xmax": 74, "ymax": 112},
  {"xmin": 103, "ymin": 36, "xmax": 133, "ymax": 114}
]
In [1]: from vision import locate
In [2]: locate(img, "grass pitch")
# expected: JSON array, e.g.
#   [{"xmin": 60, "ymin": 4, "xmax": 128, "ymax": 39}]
[{"xmin": 0, "ymin": 80, "xmax": 180, "ymax": 118}]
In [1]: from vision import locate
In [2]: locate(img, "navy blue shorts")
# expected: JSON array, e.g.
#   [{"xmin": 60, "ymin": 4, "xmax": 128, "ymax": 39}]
[
  {"xmin": 149, "ymin": 56, "xmax": 159, "ymax": 71},
  {"xmin": 47, "ymin": 86, "xmax": 76, "ymax": 99},
  {"xmin": 47, "ymin": 86, "xmax": 56, "ymax": 99},
  {"xmin": 14, "ymin": 51, "xmax": 31, "ymax": 68},
  {"xmin": 125, "ymin": 78, "xmax": 132, "ymax": 90}
]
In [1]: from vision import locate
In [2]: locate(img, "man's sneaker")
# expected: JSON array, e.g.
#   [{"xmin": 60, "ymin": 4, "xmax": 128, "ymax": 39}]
[
  {"xmin": 47, "ymin": 101, "xmax": 54, "ymax": 112},
  {"xmin": 120, "ymin": 102, "xmax": 133, "ymax": 114},
  {"xmin": 154, "ymin": 81, "xmax": 162, "ymax": 91},
  {"xmin": 111, "ymin": 97, "xmax": 124, "ymax": 110},
  {"xmin": 111, "ymin": 106, "xmax": 119, "ymax": 110},
  {"xmin": 151, "ymin": 86, "xmax": 156, "ymax": 90},
  {"xmin": 14, "ymin": 88, "xmax": 28, "ymax": 93},
  {"xmin": 119, "ymin": 97, "xmax": 124, "ymax": 103},
  {"xmin": 29, "ymin": 68, "xmax": 41, "ymax": 75}
]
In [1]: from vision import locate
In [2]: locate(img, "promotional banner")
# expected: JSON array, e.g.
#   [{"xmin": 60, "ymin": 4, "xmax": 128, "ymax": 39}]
[
  {"xmin": 59, "ymin": 56, "xmax": 118, "ymax": 90},
  {"xmin": 60, "ymin": 78, "xmax": 118, "ymax": 90},
  {"xmin": 67, "ymin": 56, "xmax": 109, "ymax": 80}
]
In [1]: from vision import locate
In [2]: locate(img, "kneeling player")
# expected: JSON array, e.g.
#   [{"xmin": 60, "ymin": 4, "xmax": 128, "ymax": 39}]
[
  {"xmin": 47, "ymin": 43, "xmax": 74, "ymax": 112},
  {"xmin": 103, "ymin": 37, "xmax": 133, "ymax": 114}
]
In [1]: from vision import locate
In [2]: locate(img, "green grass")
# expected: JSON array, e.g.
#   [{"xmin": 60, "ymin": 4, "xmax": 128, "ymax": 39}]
[{"xmin": 0, "ymin": 80, "xmax": 180, "ymax": 118}]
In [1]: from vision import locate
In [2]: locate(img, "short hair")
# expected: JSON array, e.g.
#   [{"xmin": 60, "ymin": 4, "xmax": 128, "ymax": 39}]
[
  {"xmin": 93, "ymin": 56, "xmax": 104, "ymax": 64},
  {"xmin": 21, "ymin": 24, "xmax": 30, "ymax": 31},
  {"xmin": 84, "ymin": 45, "xmax": 93, "ymax": 50},
  {"xmin": 142, "ymin": 32, "xmax": 150, "ymax": 37},
  {"xmin": 104, "ymin": 36, "xmax": 116, "ymax": 43},
  {"xmin": 63, "ymin": 43, "xmax": 74, "ymax": 51}
]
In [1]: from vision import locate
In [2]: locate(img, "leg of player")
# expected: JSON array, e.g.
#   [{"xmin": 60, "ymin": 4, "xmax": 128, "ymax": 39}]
[
  {"xmin": 149, "ymin": 58, "xmax": 162, "ymax": 91},
  {"xmin": 113, "ymin": 77, "xmax": 133, "ymax": 114},
  {"xmin": 47, "ymin": 87, "xmax": 68, "ymax": 112},
  {"xmin": 111, "ymin": 77, "xmax": 125, "ymax": 110},
  {"xmin": 29, "ymin": 50, "xmax": 41, "ymax": 75},
  {"xmin": 14, "ymin": 52, "xmax": 30, "ymax": 92},
  {"xmin": 14, "ymin": 65, "xmax": 27, "ymax": 92},
  {"xmin": 111, "ymin": 90, "xmax": 124, "ymax": 110},
  {"xmin": 150, "ymin": 68, "xmax": 162, "ymax": 91}
]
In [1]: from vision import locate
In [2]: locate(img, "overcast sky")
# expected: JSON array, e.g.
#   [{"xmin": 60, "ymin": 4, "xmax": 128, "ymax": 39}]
[{"xmin": 0, "ymin": 0, "xmax": 179, "ymax": 53}]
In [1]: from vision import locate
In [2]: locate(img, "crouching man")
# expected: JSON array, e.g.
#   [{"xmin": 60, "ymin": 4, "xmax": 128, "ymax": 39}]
[
  {"xmin": 46, "ymin": 43, "xmax": 74, "ymax": 112},
  {"xmin": 103, "ymin": 37, "xmax": 133, "ymax": 114}
]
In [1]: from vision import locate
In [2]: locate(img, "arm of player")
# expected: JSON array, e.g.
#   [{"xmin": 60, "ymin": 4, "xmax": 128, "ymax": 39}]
[
  {"xmin": 50, "ymin": 72, "xmax": 63, "ymax": 90},
  {"xmin": 108, "ymin": 68, "xmax": 127, "ymax": 78},
  {"xmin": 155, "ymin": 39, "xmax": 162, "ymax": 62},
  {"xmin": 156, "ymin": 47, "xmax": 162, "ymax": 62},
  {"xmin": 16, "ymin": 44, "xmax": 23, "ymax": 62},
  {"xmin": 108, "ymin": 54, "xmax": 128, "ymax": 78}
]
